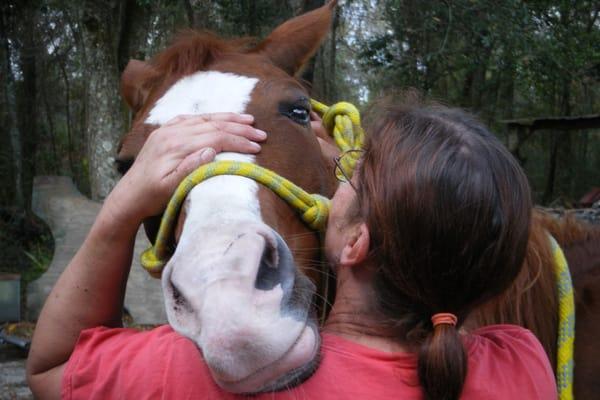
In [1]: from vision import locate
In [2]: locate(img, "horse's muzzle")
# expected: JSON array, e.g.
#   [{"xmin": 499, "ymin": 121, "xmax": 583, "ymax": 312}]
[{"xmin": 161, "ymin": 223, "xmax": 319, "ymax": 393}]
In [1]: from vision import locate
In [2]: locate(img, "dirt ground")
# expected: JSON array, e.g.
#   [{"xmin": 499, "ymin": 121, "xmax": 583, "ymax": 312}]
[{"xmin": 0, "ymin": 345, "xmax": 31, "ymax": 400}]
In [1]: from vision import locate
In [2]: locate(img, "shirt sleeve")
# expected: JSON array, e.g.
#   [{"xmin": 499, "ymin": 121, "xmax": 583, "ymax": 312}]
[
  {"xmin": 61, "ymin": 325, "xmax": 208, "ymax": 400},
  {"xmin": 466, "ymin": 325, "xmax": 558, "ymax": 400}
]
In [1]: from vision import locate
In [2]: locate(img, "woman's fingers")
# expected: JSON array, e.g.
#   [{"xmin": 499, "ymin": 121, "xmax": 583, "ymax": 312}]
[
  {"xmin": 172, "ymin": 148, "xmax": 217, "ymax": 182},
  {"xmin": 204, "ymin": 121, "xmax": 266, "ymax": 141},
  {"xmin": 139, "ymin": 113, "xmax": 266, "ymax": 183},
  {"xmin": 214, "ymin": 134, "xmax": 262, "ymax": 153},
  {"xmin": 162, "ymin": 119, "xmax": 266, "ymax": 143},
  {"xmin": 181, "ymin": 133, "xmax": 262, "ymax": 155}
]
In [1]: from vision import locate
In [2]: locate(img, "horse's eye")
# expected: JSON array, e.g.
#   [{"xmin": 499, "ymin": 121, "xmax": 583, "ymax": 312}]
[
  {"xmin": 289, "ymin": 107, "xmax": 309, "ymax": 124},
  {"xmin": 279, "ymin": 99, "xmax": 310, "ymax": 125}
]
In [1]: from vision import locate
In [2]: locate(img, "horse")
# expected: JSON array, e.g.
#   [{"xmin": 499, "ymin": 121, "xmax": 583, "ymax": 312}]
[
  {"xmin": 469, "ymin": 210, "xmax": 600, "ymax": 399},
  {"xmin": 116, "ymin": 2, "xmax": 600, "ymax": 396},
  {"xmin": 116, "ymin": 3, "xmax": 338, "ymax": 393}
]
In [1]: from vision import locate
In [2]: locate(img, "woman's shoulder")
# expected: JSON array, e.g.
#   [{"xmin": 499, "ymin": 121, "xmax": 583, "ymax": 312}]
[
  {"xmin": 467, "ymin": 324, "xmax": 542, "ymax": 351},
  {"xmin": 462, "ymin": 324, "xmax": 557, "ymax": 399},
  {"xmin": 63, "ymin": 325, "xmax": 221, "ymax": 399}
]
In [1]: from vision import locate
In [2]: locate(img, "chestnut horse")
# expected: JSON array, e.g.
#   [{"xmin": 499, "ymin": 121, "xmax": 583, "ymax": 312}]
[{"xmin": 117, "ymin": 3, "xmax": 337, "ymax": 393}]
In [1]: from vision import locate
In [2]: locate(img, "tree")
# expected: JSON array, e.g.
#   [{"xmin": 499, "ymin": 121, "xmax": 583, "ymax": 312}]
[
  {"xmin": 355, "ymin": 0, "xmax": 600, "ymax": 203},
  {"xmin": 0, "ymin": 2, "xmax": 24, "ymax": 211}
]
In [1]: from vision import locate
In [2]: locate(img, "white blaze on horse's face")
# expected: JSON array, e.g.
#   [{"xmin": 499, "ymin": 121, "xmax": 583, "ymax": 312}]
[{"xmin": 145, "ymin": 70, "xmax": 319, "ymax": 393}]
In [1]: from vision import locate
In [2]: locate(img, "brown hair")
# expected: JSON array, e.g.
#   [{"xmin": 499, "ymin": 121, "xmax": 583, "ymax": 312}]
[{"xmin": 355, "ymin": 96, "xmax": 532, "ymax": 400}]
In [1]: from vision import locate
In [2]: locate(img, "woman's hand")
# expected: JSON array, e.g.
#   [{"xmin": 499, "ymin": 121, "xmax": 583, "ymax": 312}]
[
  {"xmin": 109, "ymin": 113, "xmax": 266, "ymax": 224},
  {"xmin": 311, "ymin": 111, "xmax": 339, "ymax": 161}
]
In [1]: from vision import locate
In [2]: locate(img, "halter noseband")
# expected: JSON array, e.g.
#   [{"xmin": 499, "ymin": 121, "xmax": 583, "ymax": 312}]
[{"xmin": 140, "ymin": 99, "xmax": 364, "ymax": 277}]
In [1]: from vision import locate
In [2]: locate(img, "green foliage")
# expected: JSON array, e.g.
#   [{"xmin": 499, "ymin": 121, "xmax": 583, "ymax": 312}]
[
  {"xmin": 213, "ymin": 0, "xmax": 296, "ymax": 37},
  {"xmin": 2, "ymin": 0, "xmax": 598, "ymax": 210},
  {"xmin": 22, "ymin": 237, "xmax": 53, "ymax": 283},
  {"xmin": 354, "ymin": 0, "xmax": 600, "ymax": 204},
  {"xmin": 0, "ymin": 211, "xmax": 54, "ymax": 283}
]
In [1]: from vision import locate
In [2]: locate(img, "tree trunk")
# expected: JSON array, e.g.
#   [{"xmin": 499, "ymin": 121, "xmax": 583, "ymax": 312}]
[
  {"xmin": 59, "ymin": 61, "xmax": 75, "ymax": 176},
  {"xmin": 244, "ymin": 0, "xmax": 258, "ymax": 36},
  {"xmin": 82, "ymin": 0, "xmax": 126, "ymax": 200},
  {"xmin": 471, "ymin": 43, "xmax": 492, "ymax": 111},
  {"xmin": 543, "ymin": 131, "xmax": 560, "ymax": 204},
  {"xmin": 0, "ymin": 3, "xmax": 24, "ymax": 210},
  {"xmin": 18, "ymin": 0, "xmax": 39, "ymax": 214},
  {"xmin": 118, "ymin": 0, "xmax": 151, "ymax": 71},
  {"xmin": 461, "ymin": 68, "xmax": 475, "ymax": 108},
  {"xmin": 543, "ymin": 78, "xmax": 571, "ymax": 204},
  {"xmin": 183, "ymin": 0, "xmax": 195, "ymax": 27},
  {"xmin": 41, "ymin": 73, "xmax": 59, "ymax": 172}
]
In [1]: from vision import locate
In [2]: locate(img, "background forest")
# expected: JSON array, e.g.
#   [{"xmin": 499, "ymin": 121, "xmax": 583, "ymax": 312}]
[{"xmin": 1, "ymin": 1, "xmax": 599, "ymax": 278}]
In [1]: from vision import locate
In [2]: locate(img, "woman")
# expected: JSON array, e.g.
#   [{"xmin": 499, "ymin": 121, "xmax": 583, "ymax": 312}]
[{"xmin": 27, "ymin": 98, "xmax": 555, "ymax": 399}]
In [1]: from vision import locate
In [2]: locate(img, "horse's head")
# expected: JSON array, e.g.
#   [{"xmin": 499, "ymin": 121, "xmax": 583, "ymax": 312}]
[{"xmin": 117, "ymin": 3, "xmax": 337, "ymax": 393}]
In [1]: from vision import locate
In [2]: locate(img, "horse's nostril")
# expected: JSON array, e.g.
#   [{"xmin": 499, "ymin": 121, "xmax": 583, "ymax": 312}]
[
  {"xmin": 255, "ymin": 243, "xmax": 279, "ymax": 291},
  {"xmin": 254, "ymin": 234, "xmax": 295, "ymax": 292},
  {"xmin": 170, "ymin": 281, "xmax": 193, "ymax": 314}
]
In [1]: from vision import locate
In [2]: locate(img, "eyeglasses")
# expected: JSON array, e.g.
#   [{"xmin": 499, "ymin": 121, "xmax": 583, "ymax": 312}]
[{"xmin": 333, "ymin": 149, "xmax": 364, "ymax": 191}]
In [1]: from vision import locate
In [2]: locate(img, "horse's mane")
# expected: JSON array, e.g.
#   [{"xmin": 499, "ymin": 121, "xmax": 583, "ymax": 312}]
[
  {"xmin": 536, "ymin": 209, "xmax": 600, "ymax": 247},
  {"xmin": 469, "ymin": 209, "xmax": 600, "ymax": 368},
  {"xmin": 534, "ymin": 209, "xmax": 600, "ymax": 283}
]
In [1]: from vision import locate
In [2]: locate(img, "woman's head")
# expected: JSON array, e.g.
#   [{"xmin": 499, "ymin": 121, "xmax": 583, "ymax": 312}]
[{"xmin": 333, "ymin": 95, "xmax": 532, "ymax": 400}]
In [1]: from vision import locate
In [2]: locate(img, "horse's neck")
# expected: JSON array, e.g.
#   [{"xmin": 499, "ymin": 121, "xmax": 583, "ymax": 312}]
[
  {"xmin": 561, "ymin": 226, "xmax": 600, "ymax": 285},
  {"xmin": 536, "ymin": 211, "xmax": 600, "ymax": 282}
]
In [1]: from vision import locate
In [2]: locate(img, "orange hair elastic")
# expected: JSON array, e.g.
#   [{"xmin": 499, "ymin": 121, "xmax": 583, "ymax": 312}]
[{"xmin": 431, "ymin": 313, "xmax": 458, "ymax": 328}]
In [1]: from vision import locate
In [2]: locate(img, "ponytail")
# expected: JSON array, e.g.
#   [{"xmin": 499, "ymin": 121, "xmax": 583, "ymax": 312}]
[
  {"xmin": 418, "ymin": 324, "xmax": 467, "ymax": 400},
  {"xmin": 357, "ymin": 100, "xmax": 533, "ymax": 399}
]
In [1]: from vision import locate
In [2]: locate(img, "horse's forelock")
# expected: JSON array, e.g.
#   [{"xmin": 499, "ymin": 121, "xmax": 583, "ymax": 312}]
[{"xmin": 151, "ymin": 31, "xmax": 257, "ymax": 80}]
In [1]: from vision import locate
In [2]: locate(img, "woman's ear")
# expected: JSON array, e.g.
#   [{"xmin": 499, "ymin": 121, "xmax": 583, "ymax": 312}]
[{"xmin": 339, "ymin": 223, "xmax": 370, "ymax": 267}]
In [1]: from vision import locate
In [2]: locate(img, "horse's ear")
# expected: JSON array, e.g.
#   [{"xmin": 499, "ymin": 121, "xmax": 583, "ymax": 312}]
[
  {"xmin": 253, "ymin": 1, "xmax": 337, "ymax": 75},
  {"xmin": 121, "ymin": 59, "xmax": 158, "ymax": 112}
]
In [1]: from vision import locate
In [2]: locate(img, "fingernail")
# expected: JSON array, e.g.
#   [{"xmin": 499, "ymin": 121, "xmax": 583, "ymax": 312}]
[
  {"xmin": 241, "ymin": 114, "xmax": 254, "ymax": 121},
  {"xmin": 250, "ymin": 142, "xmax": 261, "ymax": 151},
  {"xmin": 254, "ymin": 129, "xmax": 267, "ymax": 139},
  {"xmin": 200, "ymin": 147, "xmax": 216, "ymax": 161}
]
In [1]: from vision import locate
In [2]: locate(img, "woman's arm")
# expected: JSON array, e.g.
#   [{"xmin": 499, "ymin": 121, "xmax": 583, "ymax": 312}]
[{"xmin": 26, "ymin": 113, "xmax": 266, "ymax": 399}]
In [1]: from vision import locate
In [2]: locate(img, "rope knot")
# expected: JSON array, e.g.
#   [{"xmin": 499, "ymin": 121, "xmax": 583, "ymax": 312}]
[
  {"xmin": 311, "ymin": 100, "xmax": 365, "ymax": 152},
  {"xmin": 301, "ymin": 195, "xmax": 331, "ymax": 231}
]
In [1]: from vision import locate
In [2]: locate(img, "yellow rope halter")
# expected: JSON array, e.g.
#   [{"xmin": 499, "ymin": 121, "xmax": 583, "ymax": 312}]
[{"xmin": 140, "ymin": 99, "xmax": 364, "ymax": 277}]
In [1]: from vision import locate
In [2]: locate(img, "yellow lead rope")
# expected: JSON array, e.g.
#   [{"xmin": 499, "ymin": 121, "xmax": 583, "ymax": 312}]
[{"xmin": 550, "ymin": 235, "xmax": 575, "ymax": 400}]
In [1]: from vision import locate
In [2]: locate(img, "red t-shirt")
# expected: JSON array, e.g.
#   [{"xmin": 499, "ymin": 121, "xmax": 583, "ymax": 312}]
[{"xmin": 62, "ymin": 324, "xmax": 556, "ymax": 399}]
